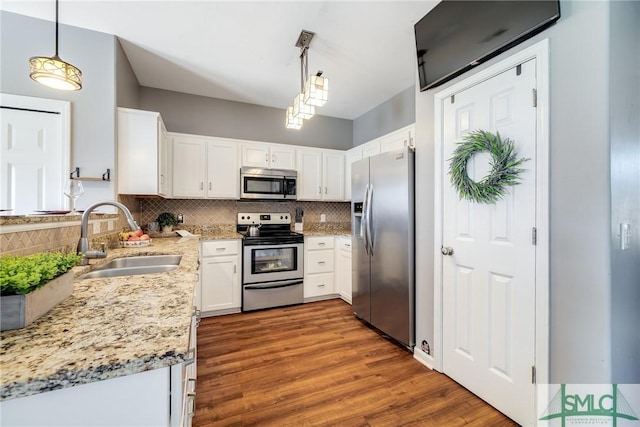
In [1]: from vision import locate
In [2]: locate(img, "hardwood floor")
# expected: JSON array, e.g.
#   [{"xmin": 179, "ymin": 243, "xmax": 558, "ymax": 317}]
[{"xmin": 194, "ymin": 299, "xmax": 517, "ymax": 426}]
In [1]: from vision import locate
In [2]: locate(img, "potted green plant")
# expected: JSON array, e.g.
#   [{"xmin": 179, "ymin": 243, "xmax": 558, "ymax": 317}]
[
  {"xmin": 156, "ymin": 212, "xmax": 178, "ymax": 233},
  {"xmin": 1, "ymin": 252, "xmax": 81, "ymax": 331}
]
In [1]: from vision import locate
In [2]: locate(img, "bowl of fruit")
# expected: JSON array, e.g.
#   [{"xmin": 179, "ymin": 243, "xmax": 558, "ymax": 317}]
[{"xmin": 119, "ymin": 229, "xmax": 152, "ymax": 247}]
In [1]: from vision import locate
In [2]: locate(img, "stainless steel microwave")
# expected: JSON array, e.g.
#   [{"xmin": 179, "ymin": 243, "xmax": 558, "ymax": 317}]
[{"xmin": 240, "ymin": 167, "xmax": 297, "ymax": 200}]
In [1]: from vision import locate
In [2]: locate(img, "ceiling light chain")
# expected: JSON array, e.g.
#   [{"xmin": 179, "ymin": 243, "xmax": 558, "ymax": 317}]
[
  {"xmin": 286, "ymin": 30, "xmax": 329, "ymax": 130},
  {"xmin": 29, "ymin": 0, "xmax": 83, "ymax": 91}
]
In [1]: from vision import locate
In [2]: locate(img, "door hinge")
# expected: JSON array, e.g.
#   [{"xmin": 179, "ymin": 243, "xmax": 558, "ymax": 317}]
[
  {"xmin": 532, "ymin": 366, "xmax": 536, "ymax": 384},
  {"xmin": 532, "ymin": 89, "xmax": 537, "ymax": 107},
  {"xmin": 532, "ymin": 227, "xmax": 537, "ymax": 245}
]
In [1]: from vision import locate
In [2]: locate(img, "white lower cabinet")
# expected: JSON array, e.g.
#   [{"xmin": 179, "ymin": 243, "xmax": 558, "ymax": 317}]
[
  {"xmin": 336, "ymin": 236, "xmax": 353, "ymax": 304},
  {"xmin": 200, "ymin": 240, "xmax": 241, "ymax": 316},
  {"xmin": 304, "ymin": 236, "xmax": 336, "ymax": 300}
]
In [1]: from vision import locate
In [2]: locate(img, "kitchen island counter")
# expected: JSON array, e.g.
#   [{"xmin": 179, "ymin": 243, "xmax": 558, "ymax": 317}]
[{"xmin": 0, "ymin": 237, "xmax": 199, "ymax": 401}]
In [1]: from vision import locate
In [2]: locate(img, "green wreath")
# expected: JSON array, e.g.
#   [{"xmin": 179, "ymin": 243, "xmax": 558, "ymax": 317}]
[{"xmin": 448, "ymin": 130, "xmax": 529, "ymax": 204}]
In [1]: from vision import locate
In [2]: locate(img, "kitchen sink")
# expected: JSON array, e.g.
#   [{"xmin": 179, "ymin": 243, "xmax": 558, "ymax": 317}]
[{"xmin": 80, "ymin": 255, "xmax": 182, "ymax": 279}]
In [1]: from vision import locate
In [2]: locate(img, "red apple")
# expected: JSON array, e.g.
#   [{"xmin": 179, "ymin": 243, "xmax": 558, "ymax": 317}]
[{"xmin": 134, "ymin": 228, "xmax": 144, "ymax": 237}]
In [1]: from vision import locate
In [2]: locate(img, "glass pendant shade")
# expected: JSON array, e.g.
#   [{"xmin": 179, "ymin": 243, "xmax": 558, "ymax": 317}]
[
  {"xmin": 292, "ymin": 93, "xmax": 314, "ymax": 119},
  {"xmin": 285, "ymin": 106, "xmax": 303, "ymax": 129},
  {"xmin": 29, "ymin": 55, "xmax": 82, "ymax": 91},
  {"xmin": 303, "ymin": 75, "xmax": 328, "ymax": 107}
]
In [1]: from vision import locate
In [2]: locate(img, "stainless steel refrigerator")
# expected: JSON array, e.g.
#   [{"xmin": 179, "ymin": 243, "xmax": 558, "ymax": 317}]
[{"xmin": 351, "ymin": 147, "xmax": 415, "ymax": 350}]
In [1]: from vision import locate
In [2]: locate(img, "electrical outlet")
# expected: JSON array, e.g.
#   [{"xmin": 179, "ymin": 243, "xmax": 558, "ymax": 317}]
[{"xmin": 320, "ymin": 214, "xmax": 326, "ymax": 222}]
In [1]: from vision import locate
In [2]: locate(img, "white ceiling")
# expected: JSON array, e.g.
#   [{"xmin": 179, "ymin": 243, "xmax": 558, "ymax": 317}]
[{"xmin": 2, "ymin": 1, "xmax": 438, "ymax": 120}]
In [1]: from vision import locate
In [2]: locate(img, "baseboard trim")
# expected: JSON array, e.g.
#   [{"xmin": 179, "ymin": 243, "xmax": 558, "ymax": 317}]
[{"xmin": 413, "ymin": 348, "xmax": 435, "ymax": 370}]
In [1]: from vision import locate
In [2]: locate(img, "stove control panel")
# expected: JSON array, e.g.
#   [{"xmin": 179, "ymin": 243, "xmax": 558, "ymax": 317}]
[{"xmin": 237, "ymin": 212, "xmax": 291, "ymax": 225}]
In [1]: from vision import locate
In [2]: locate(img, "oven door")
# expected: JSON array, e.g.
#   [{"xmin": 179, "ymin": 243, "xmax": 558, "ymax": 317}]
[{"xmin": 243, "ymin": 242, "xmax": 303, "ymax": 284}]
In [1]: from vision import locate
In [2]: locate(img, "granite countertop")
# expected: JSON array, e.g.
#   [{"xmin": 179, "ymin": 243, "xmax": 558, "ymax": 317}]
[
  {"xmin": 0, "ymin": 236, "xmax": 201, "ymax": 402},
  {"xmin": 301, "ymin": 230, "xmax": 351, "ymax": 237}
]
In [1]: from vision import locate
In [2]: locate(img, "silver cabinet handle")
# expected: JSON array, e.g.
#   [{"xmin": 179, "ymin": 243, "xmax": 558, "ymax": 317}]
[
  {"xmin": 272, "ymin": 154, "xmax": 276, "ymax": 163},
  {"xmin": 318, "ymin": 261, "xmax": 325, "ymax": 264},
  {"xmin": 345, "ymin": 243, "xmax": 351, "ymax": 247},
  {"xmin": 265, "ymin": 153, "xmax": 269, "ymax": 162},
  {"xmin": 200, "ymin": 182, "xmax": 203, "ymax": 190},
  {"xmin": 318, "ymin": 283, "xmax": 326, "ymax": 287},
  {"xmin": 318, "ymin": 242, "xmax": 326, "ymax": 246},
  {"xmin": 216, "ymin": 247, "xmax": 226, "ymax": 251},
  {"xmin": 325, "ymin": 187, "xmax": 327, "ymax": 194},
  {"xmin": 234, "ymin": 264, "xmax": 237, "ymax": 274},
  {"xmin": 318, "ymin": 186, "xmax": 321, "ymax": 194},
  {"xmin": 209, "ymin": 182, "xmax": 212, "ymax": 191},
  {"xmin": 441, "ymin": 246, "xmax": 454, "ymax": 256}
]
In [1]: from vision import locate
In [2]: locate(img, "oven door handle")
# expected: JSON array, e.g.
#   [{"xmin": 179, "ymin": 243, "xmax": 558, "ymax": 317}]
[{"xmin": 244, "ymin": 280, "xmax": 303, "ymax": 290}]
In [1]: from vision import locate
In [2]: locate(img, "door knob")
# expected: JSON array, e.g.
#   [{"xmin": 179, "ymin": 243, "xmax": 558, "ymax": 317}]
[{"xmin": 441, "ymin": 246, "xmax": 454, "ymax": 256}]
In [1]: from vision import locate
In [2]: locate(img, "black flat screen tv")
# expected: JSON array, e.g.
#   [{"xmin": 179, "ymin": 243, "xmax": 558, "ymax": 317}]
[{"xmin": 414, "ymin": 0, "xmax": 560, "ymax": 91}]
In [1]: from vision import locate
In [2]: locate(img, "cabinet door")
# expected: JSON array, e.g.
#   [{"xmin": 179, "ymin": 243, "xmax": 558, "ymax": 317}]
[
  {"xmin": 201, "ymin": 255, "xmax": 240, "ymax": 312},
  {"xmin": 344, "ymin": 147, "xmax": 362, "ymax": 201},
  {"xmin": 117, "ymin": 108, "xmax": 160, "ymax": 195},
  {"xmin": 158, "ymin": 121, "xmax": 171, "ymax": 197},
  {"xmin": 361, "ymin": 140, "xmax": 381, "ymax": 158},
  {"xmin": 206, "ymin": 139, "xmax": 239, "ymax": 199},
  {"xmin": 380, "ymin": 128, "xmax": 411, "ymax": 153},
  {"xmin": 322, "ymin": 151, "xmax": 345, "ymax": 200},
  {"xmin": 337, "ymin": 246, "xmax": 352, "ymax": 304},
  {"xmin": 296, "ymin": 149, "xmax": 322, "ymax": 200},
  {"xmin": 172, "ymin": 136, "xmax": 206, "ymax": 198},
  {"xmin": 241, "ymin": 143, "xmax": 270, "ymax": 168},
  {"xmin": 269, "ymin": 146, "xmax": 296, "ymax": 170}
]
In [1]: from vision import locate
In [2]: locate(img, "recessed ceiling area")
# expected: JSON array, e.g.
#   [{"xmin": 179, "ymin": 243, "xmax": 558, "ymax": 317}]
[{"xmin": 1, "ymin": 1, "xmax": 438, "ymax": 120}]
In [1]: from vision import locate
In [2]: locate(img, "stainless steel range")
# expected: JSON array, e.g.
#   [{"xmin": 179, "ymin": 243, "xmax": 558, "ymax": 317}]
[{"xmin": 237, "ymin": 212, "xmax": 304, "ymax": 311}]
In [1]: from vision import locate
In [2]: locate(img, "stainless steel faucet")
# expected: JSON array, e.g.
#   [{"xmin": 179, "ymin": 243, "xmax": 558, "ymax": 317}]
[{"xmin": 77, "ymin": 200, "xmax": 139, "ymax": 265}]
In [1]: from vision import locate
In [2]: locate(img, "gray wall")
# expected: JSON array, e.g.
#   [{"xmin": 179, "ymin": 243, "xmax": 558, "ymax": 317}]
[
  {"xmin": 415, "ymin": 0, "xmax": 617, "ymax": 384},
  {"xmin": 1, "ymin": 11, "xmax": 117, "ymax": 209},
  {"xmin": 115, "ymin": 39, "xmax": 140, "ymax": 109},
  {"xmin": 139, "ymin": 87, "xmax": 352, "ymax": 150},
  {"xmin": 609, "ymin": 0, "xmax": 640, "ymax": 384},
  {"xmin": 353, "ymin": 85, "xmax": 415, "ymax": 146}
]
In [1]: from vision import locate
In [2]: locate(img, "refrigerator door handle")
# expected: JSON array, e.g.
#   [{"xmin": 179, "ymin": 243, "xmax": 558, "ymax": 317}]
[
  {"xmin": 361, "ymin": 184, "xmax": 370, "ymax": 255},
  {"xmin": 366, "ymin": 184, "xmax": 374, "ymax": 255}
]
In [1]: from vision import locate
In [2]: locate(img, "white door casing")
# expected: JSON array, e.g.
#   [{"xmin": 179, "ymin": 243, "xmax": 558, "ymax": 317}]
[
  {"xmin": 433, "ymin": 40, "xmax": 550, "ymax": 426},
  {"xmin": 0, "ymin": 94, "xmax": 70, "ymax": 214}
]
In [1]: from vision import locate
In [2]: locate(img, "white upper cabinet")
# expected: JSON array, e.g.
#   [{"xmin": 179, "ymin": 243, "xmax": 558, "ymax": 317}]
[
  {"xmin": 241, "ymin": 142, "xmax": 296, "ymax": 170},
  {"xmin": 379, "ymin": 124, "xmax": 415, "ymax": 153},
  {"xmin": 171, "ymin": 133, "xmax": 239, "ymax": 199},
  {"xmin": 344, "ymin": 147, "xmax": 363, "ymax": 201},
  {"xmin": 117, "ymin": 108, "xmax": 167, "ymax": 196},
  {"xmin": 207, "ymin": 138, "xmax": 239, "ymax": 198},
  {"xmin": 296, "ymin": 148, "xmax": 344, "ymax": 201},
  {"xmin": 361, "ymin": 140, "xmax": 381, "ymax": 158}
]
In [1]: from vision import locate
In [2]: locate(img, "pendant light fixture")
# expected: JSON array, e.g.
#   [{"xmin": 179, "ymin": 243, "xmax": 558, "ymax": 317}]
[
  {"xmin": 285, "ymin": 30, "xmax": 329, "ymax": 129},
  {"xmin": 29, "ymin": 0, "xmax": 82, "ymax": 91}
]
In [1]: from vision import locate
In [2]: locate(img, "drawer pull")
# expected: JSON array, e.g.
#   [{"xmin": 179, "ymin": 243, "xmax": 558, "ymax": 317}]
[
  {"xmin": 318, "ymin": 242, "xmax": 326, "ymax": 246},
  {"xmin": 318, "ymin": 284, "xmax": 326, "ymax": 287},
  {"xmin": 317, "ymin": 261, "xmax": 325, "ymax": 264},
  {"xmin": 216, "ymin": 247, "xmax": 226, "ymax": 251}
]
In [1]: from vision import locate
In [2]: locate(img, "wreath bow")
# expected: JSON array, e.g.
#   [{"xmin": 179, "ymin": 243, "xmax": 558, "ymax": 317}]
[{"xmin": 448, "ymin": 130, "xmax": 529, "ymax": 204}]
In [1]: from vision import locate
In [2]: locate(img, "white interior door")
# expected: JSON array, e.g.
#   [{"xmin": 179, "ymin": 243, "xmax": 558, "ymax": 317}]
[
  {"xmin": 1, "ymin": 107, "xmax": 65, "ymax": 213},
  {"xmin": 441, "ymin": 59, "xmax": 537, "ymax": 425}
]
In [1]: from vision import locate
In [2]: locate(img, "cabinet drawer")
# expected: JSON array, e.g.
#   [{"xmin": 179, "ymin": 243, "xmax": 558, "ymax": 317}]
[
  {"xmin": 304, "ymin": 273, "xmax": 334, "ymax": 298},
  {"xmin": 306, "ymin": 250, "xmax": 334, "ymax": 274},
  {"xmin": 337, "ymin": 237, "xmax": 352, "ymax": 252},
  {"xmin": 201, "ymin": 240, "xmax": 239, "ymax": 257},
  {"xmin": 306, "ymin": 236, "xmax": 334, "ymax": 250}
]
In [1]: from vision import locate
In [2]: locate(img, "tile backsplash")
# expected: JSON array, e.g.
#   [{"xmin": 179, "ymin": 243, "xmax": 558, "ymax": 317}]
[
  {"xmin": 1, "ymin": 198, "xmax": 351, "ymax": 257},
  {"xmin": 136, "ymin": 199, "xmax": 351, "ymax": 230}
]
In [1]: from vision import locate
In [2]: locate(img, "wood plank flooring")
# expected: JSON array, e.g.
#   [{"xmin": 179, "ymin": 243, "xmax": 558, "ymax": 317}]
[{"xmin": 194, "ymin": 299, "xmax": 517, "ymax": 427}]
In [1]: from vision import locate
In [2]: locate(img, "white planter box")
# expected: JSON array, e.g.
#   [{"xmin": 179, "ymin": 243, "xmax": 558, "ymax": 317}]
[{"xmin": 0, "ymin": 270, "xmax": 74, "ymax": 331}]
